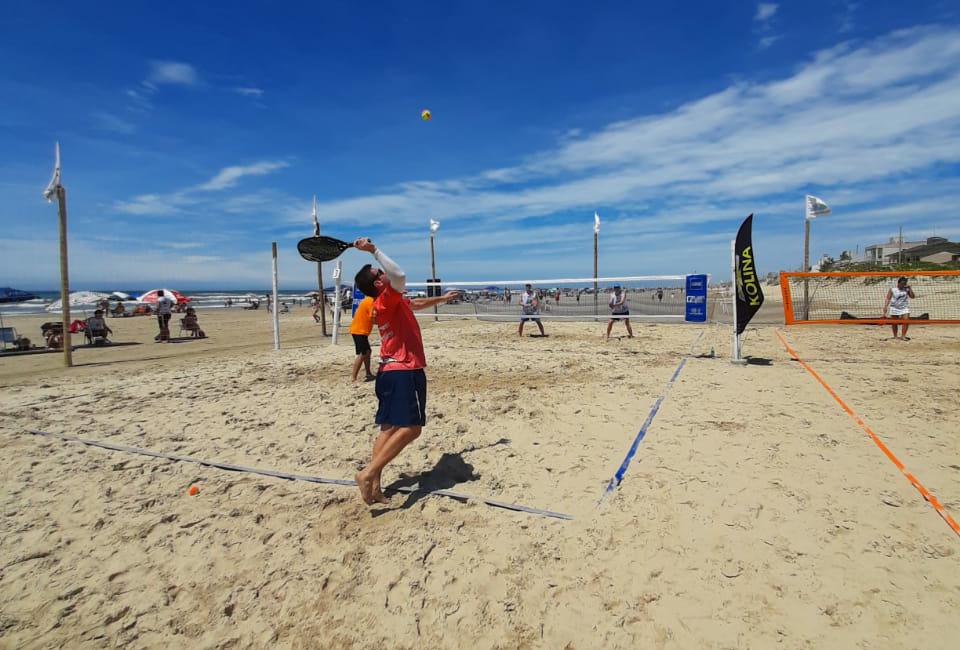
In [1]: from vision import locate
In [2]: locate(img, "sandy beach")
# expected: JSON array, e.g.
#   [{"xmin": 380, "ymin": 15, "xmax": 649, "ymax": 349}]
[{"xmin": 0, "ymin": 306, "xmax": 957, "ymax": 648}]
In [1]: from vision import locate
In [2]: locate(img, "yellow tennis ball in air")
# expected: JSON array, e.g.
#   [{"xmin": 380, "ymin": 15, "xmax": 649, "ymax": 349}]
[{"xmin": 421, "ymin": 109, "xmax": 431, "ymax": 121}]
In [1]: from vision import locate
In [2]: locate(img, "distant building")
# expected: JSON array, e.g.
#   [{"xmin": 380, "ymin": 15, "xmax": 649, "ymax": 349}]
[
  {"xmin": 883, "ymin": 237, "xmax": 960, "ymax": 265},
  {"xmin": 863, "ymin": 236, "xmax": 926, "ymax": 264}
]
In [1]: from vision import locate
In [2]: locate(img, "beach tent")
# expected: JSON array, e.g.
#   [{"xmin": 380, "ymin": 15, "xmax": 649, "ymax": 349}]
[
  {"xmin": 45, "ymin": 291, "xmax": 109, "ymax": 312},
  {"xmin": 139, "ymin": 289, "xmax": 190, "ymax": 304},
  {"xmin": 108, "ymin": 291, "xmax": 133, "ymax": 301},
  {"xmin": 0, "ymin": 287, "xmax": 39, "ymax": 303}
]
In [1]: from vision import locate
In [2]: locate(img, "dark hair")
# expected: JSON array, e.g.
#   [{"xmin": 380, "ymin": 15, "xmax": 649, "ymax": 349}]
[
  {"xmin": 355, "ymin": 264, "xmax": 379, "ymax": 298},
  {"xmin": 898, "ymin": 276, "xmax": 908, "ymax": 283}
]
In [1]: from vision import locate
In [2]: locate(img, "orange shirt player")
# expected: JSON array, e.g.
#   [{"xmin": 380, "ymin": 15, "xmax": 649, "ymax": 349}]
[
  {"xmin": 352, "ymin": 237, "xmax": 460, "ymax": 505},
  {"xmin": 349, "ymin": 295, "xmax": 376, "ymax": 383}
]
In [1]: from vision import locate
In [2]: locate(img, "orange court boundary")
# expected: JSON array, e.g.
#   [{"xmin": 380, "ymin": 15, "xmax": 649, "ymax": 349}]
[
  {"xmin": 775, "ymin": 330, "xmax": 960, "ymax": 538},
  {"xmin": 779, "ymin": 270, "xmax": 960, "ymax": 326}
]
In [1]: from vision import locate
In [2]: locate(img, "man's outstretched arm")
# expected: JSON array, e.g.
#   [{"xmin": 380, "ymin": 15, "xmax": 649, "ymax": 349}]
[{"xmin": 410, "ymin": 291, "xmax": 460, "ymax": 311}]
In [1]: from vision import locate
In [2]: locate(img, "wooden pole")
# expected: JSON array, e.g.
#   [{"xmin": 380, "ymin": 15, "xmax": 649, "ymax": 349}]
[
  {"xmin": 271, "ymin": 242, "xmax": 280, "ymax": 351},
  {"xmin": 57, "ymin": 186, "xmax": 73, "ymax": 367},
  {"xmin": 316, "ymin": 262, "xmax": 327, "ymax": 336},
  {"xmin": 312, "ymin": 197, "xmax": 328, "ymax": 336},
  {"xmin": 898, "ymin": 225, "xmax": 903, "ymax": 266},
  {"xmin": 593, "ymin": 231, "xmax": 598, "ymax": 318},
  {"xmin": 802, "ymin": 216, "xmax": 810, "ymax": 320}
]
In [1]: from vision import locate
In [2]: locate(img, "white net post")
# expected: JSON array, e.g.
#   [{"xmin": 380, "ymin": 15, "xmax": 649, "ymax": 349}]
[
  {"xmin": 730, "ymin": 239, "xmax": 746, "ymax": 364},
  {"xmin": 331, "ymin": 260, "xmax": 342, "ymax": 346}
]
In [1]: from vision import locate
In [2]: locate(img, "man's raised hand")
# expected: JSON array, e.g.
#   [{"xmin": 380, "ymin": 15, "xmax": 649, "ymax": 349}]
[{"xmin": 354, "ymin": 237, "xmax": 376, "ymax": 253}]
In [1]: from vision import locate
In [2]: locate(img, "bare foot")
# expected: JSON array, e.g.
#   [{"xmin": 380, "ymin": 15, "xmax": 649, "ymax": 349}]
[
  {"xmin": 371, "ymin": 474, "xmax": 389, "ymax": 504},
  {"xmin": 355, "ymin": 470, "xmax": 375, "ymax": 505}
]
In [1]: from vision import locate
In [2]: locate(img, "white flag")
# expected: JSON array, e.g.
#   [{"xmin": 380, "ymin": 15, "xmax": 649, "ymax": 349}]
[
  {"xmin": 311, "ymin": 195, "xmax": 320, "ymax": 236},
  {"xmin": 594, "ymin": 211, "xmax": 600, "ymax": 234},
  {"xmin": 805, "ymin": 195, "xmax": 831, "ymax": 219},
  {"xmin": 429, "ymin": 218, "xmax": 440, "ymax": 233},
  {"xmin": 43, "ymin": 142, "xmax": 61, "ymax": 202}
]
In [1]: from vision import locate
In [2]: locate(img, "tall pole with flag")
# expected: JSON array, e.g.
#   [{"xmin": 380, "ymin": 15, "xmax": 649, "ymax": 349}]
[
  {"xmin": 312, "ymin": 196, "xmax": 328, "ymax": 336},
  {"xmin": 429, "ymin": 219, "xmax": 440, "ymax": 322},
  {"xmin": 803, "ymin": 195, "xmax": 831, "ymax": 319},
  {"xmin": 44, "ymin": 143, "xmax": 72, "ymax": 367},
  {"xmin": 593, "ymin": 212, "xmax": 600, "ymax": 318}
]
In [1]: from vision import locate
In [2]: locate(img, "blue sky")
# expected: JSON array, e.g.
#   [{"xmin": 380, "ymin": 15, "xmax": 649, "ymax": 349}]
[{"xmin": 2, "ymin": 1, "xmax": 959, "ymax": 290}]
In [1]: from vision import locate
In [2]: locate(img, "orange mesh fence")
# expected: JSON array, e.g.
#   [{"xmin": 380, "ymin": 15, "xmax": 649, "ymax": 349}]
[{"xmin": 779, "ymin": 270, "xmax": 960, "ymax": 325}]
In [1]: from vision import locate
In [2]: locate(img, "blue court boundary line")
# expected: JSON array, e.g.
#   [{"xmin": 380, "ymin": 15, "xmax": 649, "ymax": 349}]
[
  {"xmin": 22, "ymin": 430, "xmax": 573, "ymax": 521},
  {"xmin": 599, "ymin": 330, "xmax": 704, "ymax": 503}
]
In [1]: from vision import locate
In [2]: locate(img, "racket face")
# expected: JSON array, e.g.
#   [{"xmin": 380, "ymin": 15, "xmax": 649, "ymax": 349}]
[{"xmin": 297, "ymin": 236, "xmax": 352, "ymax": 262}]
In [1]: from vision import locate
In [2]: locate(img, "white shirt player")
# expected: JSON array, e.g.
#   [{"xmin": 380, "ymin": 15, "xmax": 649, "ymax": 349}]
[
  {"xmin": 520, "ymin": 290, "xmax": 539, "ymax": 315},
  {"xmin": 888, "ymin": 286, "xmax": 909, "ymax": 316}
]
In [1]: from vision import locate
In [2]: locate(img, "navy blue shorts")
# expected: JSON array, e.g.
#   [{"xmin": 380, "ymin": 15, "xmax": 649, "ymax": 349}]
[{"xmin": 375, "ymin": 369, "xmax": 427, "ymax": 427}]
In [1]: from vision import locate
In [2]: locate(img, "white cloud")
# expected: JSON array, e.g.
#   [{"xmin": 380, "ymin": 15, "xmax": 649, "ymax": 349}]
[
  {"xmin": 755, "ymin": 3, "xmax": 778, "ymax": 23},
  {"xmin": 758, "ymin": 35, "xmax": 781, "ymax": 50},
  {"xmin": 113, "ymin": 161, "xmax": 290, "ymax": 215},
  {"xmin": 92, "ymin": 111, "xmax": 136, "ymax": 134},
  {"xmin": 234, "ymin": 87, "xmax": 264, "ymax": 97},
  {"xmin": 305, "ymin": 26, "xmax": 960, "ymax": 236},
  {"xmin": 194, "ymin": 161, "xmax": 290, "ymax": 192},
  {"xmin": 147, "ymin": 61, "xmax": 199, "ymax": 86}
]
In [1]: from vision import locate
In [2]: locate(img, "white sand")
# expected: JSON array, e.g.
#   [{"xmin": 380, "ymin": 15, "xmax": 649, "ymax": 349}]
[{"xmin": 0, "ymin": 306, "xmax": 957, "ymax": 648}]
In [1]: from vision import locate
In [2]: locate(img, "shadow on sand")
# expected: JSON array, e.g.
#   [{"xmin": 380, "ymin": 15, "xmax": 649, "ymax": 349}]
[{"xmin": 372, "ymin": 438, "xmax": 510, "ymax": 516}]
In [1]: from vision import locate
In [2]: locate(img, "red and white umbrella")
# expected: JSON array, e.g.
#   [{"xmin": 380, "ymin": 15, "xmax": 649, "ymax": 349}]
[{"xmin": 138, "ymin": 289, "xmax": 190, "ymax": 304}]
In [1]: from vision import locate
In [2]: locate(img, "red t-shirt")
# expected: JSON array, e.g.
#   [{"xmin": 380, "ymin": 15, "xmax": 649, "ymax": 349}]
[{"xmin": 374, "ymin": 284, "xmax": 426, "ymax": 371}]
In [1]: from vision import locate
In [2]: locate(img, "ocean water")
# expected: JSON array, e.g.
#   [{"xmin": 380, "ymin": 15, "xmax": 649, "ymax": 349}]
[{"xmin": 0, "ymin": 289, "xmax": 333, "ymax": 316}]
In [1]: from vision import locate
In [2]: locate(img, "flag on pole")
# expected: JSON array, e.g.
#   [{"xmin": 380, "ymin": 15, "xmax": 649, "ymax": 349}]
[
  {"xmin": 805, "ymin": 195, "xmax": 831, "ymax": 220},
  {"xmin": 734, "ymin": 214, "xmax": 764, "ymax": 334},
  {"xmin": 44, "ymin": 142, "xmax": 61, "ymax": 202},
  {"xmin": 311, "ymin": 195, "xmax": 320, "ymax": 237},
  {"xmin": 593, "ymin": 211, "xmax": 600, "ymax": 234},
  {"xmin": 429, "ymin": 218, "xmax": 440, "ymax": 233}
]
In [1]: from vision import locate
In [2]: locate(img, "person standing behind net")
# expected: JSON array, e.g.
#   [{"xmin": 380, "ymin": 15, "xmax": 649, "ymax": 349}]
[
  {"xmin": 883, "ymin": 276, "xmax": 915, "ymax": 340},
  {"xmin": 605, "ymin": 285, "xmax": 634, "ymax": 340},
  {"xmin": 155, "ymin": 290, "xmax": 174, "ymax": 342},
  {"xmin": 349, "ymin": 295, "xmax": 376, "ymax": 383},
  {"xmin": 518, "ymin": 283, "xmax": 545, "ymax": 337},
  {"xmin": 352, "ymin": 237, "xmax": 460, "ymax": 505}
]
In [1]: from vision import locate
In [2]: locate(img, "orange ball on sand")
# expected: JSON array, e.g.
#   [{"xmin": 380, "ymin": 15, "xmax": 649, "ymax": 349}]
[{"xmin": 188, "ymin": 485, "xmax": 199, "ymax": 496}]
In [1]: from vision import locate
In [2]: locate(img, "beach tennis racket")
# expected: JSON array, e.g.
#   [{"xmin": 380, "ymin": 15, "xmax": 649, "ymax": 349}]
[{"xmin": 297, "ymin": 236, "xmax": 370, "ymax": 263}]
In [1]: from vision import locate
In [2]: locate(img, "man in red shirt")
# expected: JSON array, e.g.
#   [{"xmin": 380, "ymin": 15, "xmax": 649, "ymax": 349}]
[{"xmin": 352, "ymin": 237, "xmax": 459, "ymax": 505}]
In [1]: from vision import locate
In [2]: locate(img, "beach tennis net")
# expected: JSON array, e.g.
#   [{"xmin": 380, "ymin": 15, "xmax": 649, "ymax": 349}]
[
  {"xmin": 403, "ymin": 275, "xmax": 710, "ymax": 321},
  {"xmin": 780, "ymin": 270, "xmax": 960, "ymax": 325}
]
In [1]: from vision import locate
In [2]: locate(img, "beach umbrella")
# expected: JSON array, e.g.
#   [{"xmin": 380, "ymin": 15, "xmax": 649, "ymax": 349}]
[
  {"xmin": 139, "ymin": 289, "xmax": 190, "ymax": 304},
  {"xmin": 109, "ymin": 291, "xmax": 132, "ymax": 301},
  {"xmin": 45, "ymin": 291, "xmax": 109, "ymax": 312}
]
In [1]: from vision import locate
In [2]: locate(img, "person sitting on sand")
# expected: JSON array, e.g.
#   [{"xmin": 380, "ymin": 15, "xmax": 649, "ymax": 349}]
[
  {"xmin": 518, "ymin": 283, "xmax": 545, "ymax": 337},
  {"xmin": 605, "ymin": 286, "xmax": 634, "ymax": 340},
  {"xmin": 883, "ymin": 276, "xmax": 915, "ymax": 341},
  {"xmin": 84, "ymin": 310, "xmax": 112, "ymax": 343},
  {"xmin": 111, "ymin": 302, "xmax": 125, "ymax": 317},
  {"xmin": 351, "ymin": 237, "xmax": 460, "ymax": 505},
  {"xmin": 182, "ymin": 307, "xmax": 206, "ymax": 338}
]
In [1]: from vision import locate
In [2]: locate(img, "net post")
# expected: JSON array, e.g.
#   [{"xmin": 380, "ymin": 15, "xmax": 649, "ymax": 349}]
[
  {"xmin": 780, "ymin": 272, "xmax": 795, "ymax": 325},
  {"xmin": 331, "ymin": 260, "xmax": 342, "ymax": 346},
  {"xmin": 271, "ymin": 242, "xmax": 280, "ymax": 351}
]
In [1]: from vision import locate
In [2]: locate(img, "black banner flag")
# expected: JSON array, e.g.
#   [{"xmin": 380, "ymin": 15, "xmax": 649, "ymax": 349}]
[{"xmin": 735, "ymin": 214, "xmax": 764, "ymax": 334}]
